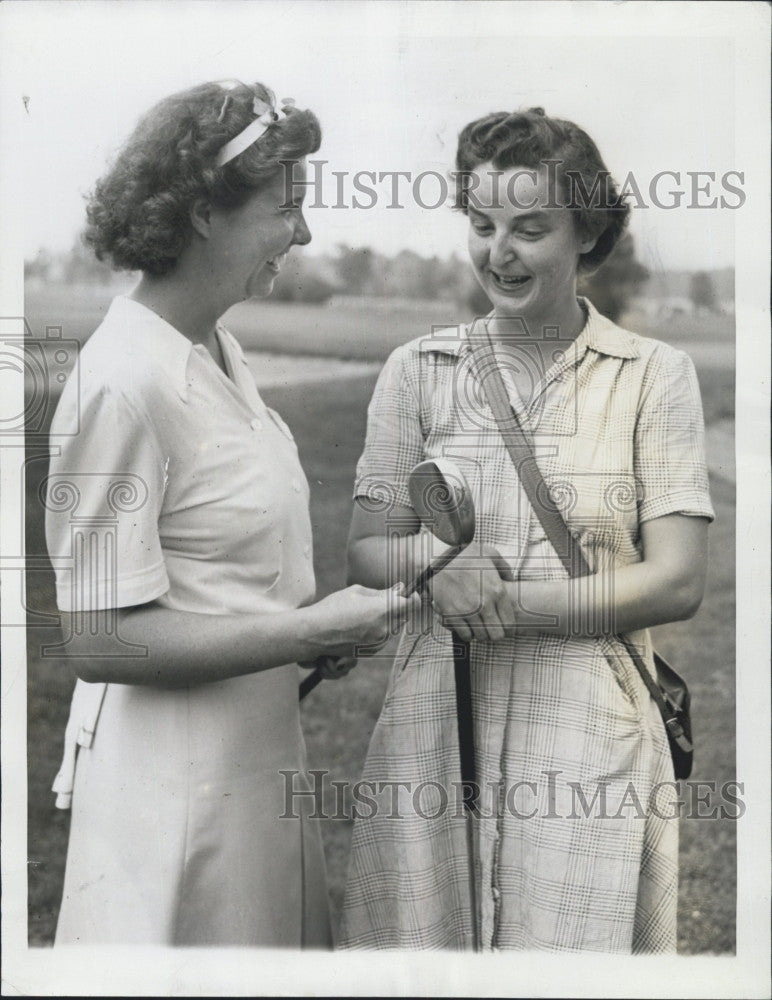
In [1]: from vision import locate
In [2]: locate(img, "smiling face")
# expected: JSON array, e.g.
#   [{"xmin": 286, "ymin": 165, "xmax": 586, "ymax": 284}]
[
  {"xmin": 467, "ymin": 163, "xmax": 597, "ymax": 336},
  {"xmin": 208, "ymin": 158, "xmax": 311, "ymax": 303}
]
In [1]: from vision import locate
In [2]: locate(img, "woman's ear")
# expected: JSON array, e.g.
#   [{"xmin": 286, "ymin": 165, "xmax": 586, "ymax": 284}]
[
  {"xmin": 189, "ymin": 198, "xmax": 213, "ymax": 239},
  {"xmin": 577, "ymin": 228, "xmax": 599, "ymax": 255}
]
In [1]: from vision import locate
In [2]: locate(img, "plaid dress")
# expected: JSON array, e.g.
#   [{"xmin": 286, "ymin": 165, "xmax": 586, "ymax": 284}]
[{"xmin": 338, "ymin": 301, "xmax": 714, "ymax": 952}]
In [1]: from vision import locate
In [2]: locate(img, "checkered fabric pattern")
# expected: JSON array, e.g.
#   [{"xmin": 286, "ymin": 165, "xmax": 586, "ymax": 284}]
[{"xmin": 338, "ymin": 301, "xmax": 713, "ymax": 951}]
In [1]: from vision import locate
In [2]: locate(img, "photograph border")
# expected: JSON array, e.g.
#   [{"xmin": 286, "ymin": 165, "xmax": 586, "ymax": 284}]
[{"xmin": 1, "ymin": 2, "xmax": 769, "ymax": 996}]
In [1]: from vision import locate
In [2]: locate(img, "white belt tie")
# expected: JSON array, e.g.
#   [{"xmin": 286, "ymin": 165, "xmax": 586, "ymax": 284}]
[{"xmin": 51, "ymin": 681, "xmax": 107, "ymax": 810}]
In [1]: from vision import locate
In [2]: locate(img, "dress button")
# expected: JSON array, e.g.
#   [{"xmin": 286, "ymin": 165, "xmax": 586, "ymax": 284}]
[
  {"xmin": 303, "ymin": 544, "xmax": 312, "ymax": 558},
  {"xmin": 250, "ymin": 417, "xmax": 262, "ymax": 430},
  {"xmin": 292, "ymin": 479, "xmax": 302, "ymax": 493},
  {"xmin": 491, "ymin": 887, "xmax": 501, "ymax": 901}
]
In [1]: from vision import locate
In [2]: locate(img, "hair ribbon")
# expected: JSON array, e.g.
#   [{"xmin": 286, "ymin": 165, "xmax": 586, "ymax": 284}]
[{"xmin": 215, "ymin": 95, "xmax": 295, "ymax": 167}]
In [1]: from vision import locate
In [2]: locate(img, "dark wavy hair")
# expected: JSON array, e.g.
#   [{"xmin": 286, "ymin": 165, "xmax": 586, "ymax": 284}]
[
  {"xmin": 454, "ymin": 107, "xmax": 629, "ymax": 272},
  {"xmin": 84, "ymin": 81, "xmax": 321, "ymax": 276}
]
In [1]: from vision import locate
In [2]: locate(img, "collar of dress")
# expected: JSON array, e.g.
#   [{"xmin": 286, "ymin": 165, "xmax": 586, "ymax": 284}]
[
  {"xmin": 417, "ymin": 298, "xmax": 641, "ymax": 361},
  {"xmin": 104, "ymin": 296, "xmax": 248, "ymax": 403}
]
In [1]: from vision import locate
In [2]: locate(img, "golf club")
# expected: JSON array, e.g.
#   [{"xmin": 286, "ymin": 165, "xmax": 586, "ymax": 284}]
[
  {"xmin": 298, "ymin": 458, "xmax": 475, "ymax": 700},
  {"xmin": 411, "ymin": 459, "xmax": 479, "ymax": 947},
  {"xmin": 404, "ymin": 458, "xmax": 476, "ymax": 595}
]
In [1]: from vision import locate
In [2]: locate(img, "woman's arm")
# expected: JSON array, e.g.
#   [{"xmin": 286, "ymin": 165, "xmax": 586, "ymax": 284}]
[
  {"xmin": 429, "ymin": 513, "xmax": 709, "ymax": 642},
  {"xmin": 61, "ymin": 584, "xmax": 417, "ymax": 687},
  {"xmin": 350, "ymin": 508, "xmax": 709, "ymax": 643},
  {"xmin": 506, "ymin": 513, "xmax": 708, "ymax": 637},
  {"xmin": 346, "ymin": 500, "xmax": 424, "ymax": 589}
]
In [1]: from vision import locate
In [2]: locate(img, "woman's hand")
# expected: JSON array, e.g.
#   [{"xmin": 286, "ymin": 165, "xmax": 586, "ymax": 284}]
[
  {"xmin": 298, "ymin": 653, "xmax": 359, "ymax": 681},
  {"xmin": 304, "ymin": 583, "xmax": 420, "ymax": 658},
  {"xmin": 429, "ymin": 543, "xmax": 515, "ymax": 643},
  {"xmin": 65, "ymin": 584, "xmax": 419, "ymax": 689}
]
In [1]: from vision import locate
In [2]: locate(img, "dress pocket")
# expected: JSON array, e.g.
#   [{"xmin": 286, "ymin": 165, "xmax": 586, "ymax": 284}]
[{"xmin": 597, "ymin": 636, "xmax": 643, "ymax": 722}]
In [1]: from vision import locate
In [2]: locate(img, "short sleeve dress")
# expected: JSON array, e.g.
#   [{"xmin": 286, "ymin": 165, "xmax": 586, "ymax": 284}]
[
  {"xmin": 46, "ymin": 296, "xmax": 331, "ymax": 947},
  {"xmin": 338, "ymin": 300, "xmax": 714, "ymax": 953}
]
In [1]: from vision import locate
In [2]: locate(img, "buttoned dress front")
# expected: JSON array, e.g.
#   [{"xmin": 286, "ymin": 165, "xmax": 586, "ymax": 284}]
[
  {"xmin": 47, "ymin": 296, "xmax": 331, "ymax": 947},
  {"xmin": 338, "ymin": 301, "xmax": 714, "ymax": 952}
]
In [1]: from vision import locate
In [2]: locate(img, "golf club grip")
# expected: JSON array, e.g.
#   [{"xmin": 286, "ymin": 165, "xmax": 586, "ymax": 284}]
[{"xmin": 298, "ymin": 545, "xmax": 464, "ymax": 700}]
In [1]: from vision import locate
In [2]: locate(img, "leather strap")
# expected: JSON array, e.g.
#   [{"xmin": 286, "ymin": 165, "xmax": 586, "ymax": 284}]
[
  {"xmin": 466, "ymin": 323, "xmax": 690, "ymax": 748},
  {"xmin": 467, "ymin": 324, "xmax": 590, "ymax": 578}
]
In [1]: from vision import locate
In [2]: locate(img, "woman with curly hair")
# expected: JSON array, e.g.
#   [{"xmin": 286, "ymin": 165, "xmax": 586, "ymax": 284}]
[
  {"xmin": 45, "ymin": 80, "xmax": 416, "ymax": 947},
  {"xmin": 338, "ymin": 108, "xmax": 713, "ymax": 952}
]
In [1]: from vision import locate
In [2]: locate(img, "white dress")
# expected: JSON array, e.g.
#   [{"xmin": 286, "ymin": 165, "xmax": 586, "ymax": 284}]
[{"xmin": 46, "ymin": 296, "xmax": 331, "ymax": 946}]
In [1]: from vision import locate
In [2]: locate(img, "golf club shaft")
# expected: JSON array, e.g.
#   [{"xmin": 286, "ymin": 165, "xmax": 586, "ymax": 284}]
[
  {"xmin": 403, "ymin": 544, "xmax": 463, "ymax": 596},
  {"xmin": 299, "ymin": 657, "xmax": 336, "ymax": 700}
]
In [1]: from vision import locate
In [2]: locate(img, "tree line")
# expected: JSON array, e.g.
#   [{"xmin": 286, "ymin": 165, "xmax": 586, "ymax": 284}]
[{"xmin": 26, "ymin": 232, "xmax": 721, "ymax": 324}]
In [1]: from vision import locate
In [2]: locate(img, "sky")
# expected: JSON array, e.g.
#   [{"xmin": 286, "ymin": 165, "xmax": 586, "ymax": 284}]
[{"xmin": 0, "ymin": 1, "xmax": 741, "ymax": 275}]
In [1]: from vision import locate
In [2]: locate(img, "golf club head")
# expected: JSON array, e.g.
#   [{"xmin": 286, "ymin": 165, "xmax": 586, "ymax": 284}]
[{"xmin": 408, "ymin": 459, "xmax": 475, "ymax": 546}]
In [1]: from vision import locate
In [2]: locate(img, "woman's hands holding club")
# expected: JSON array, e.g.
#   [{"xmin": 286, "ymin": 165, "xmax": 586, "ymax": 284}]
[
  {"xmin": 298, "ymin": 583, "xmax": 419, "ymax": 681},
  {"xmin": 427, "ymin": 542, "xmax": 516, "ymax": 643}
]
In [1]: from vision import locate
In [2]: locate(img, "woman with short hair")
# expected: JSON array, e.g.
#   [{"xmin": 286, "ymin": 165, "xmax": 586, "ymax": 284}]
[
  {"xmin": 339, "ymin": 108, "xmax": 713, "ymax": 952},
  {"xmin": 46, "ymin": 80, "xmax": 416, "ymax": 948}
]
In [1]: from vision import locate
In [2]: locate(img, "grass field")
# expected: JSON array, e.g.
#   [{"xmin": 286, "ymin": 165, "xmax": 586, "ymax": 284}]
[{"xmin": 24, "ymin": 286, "xmax": 736, "ymax": 951}]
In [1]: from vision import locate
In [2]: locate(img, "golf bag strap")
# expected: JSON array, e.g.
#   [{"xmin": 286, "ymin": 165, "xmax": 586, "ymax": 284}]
[
  {"xmin": 466, "ymin": 326, "xmax": 686, "ymax": 742},
  {"xmin": 467, "ymin": 325, "xmax": 590, "ymax": 579}
]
